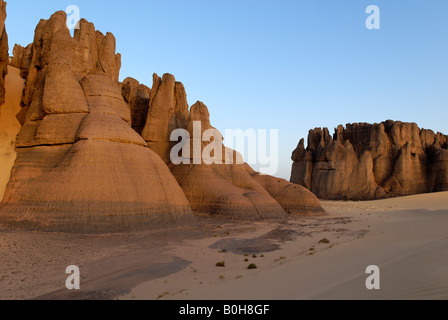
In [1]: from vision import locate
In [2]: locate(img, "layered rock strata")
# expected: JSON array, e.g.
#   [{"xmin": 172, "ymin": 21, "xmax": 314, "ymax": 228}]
[{"xmin": 126, "ymin": 77, "xmax": 327, "ymax": 218}]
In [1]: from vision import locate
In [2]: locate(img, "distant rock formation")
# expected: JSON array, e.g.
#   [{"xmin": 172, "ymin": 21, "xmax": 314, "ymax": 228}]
[
  {"xmin": 142, "ymin": 73, "xmax": 190, "ymax": 163},
  {"xmin": 249, "ymin": 169, "xmax": 325, "ymax": 215},
  {"xmin": 9, "ymin": 43, "xmax": 32, "ymax": 78},
  {"xmin": 0, "ymin": 12, "xmax": 193, "ymax": 232},
  {"xmin": 0, "ymin": 0, "xmax": 8, "ymax": 106},
  {"xmin": 291, "ymin": 121, "xmax": 448, "ymax": 200}
]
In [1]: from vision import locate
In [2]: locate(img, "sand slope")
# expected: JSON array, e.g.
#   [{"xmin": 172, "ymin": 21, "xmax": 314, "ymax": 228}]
[
  {"xmin": 0, "ymin": 66, "xmax": 23, "ymax": 201},
  {"xmin": 122, "ymin": 192, "xmax": 448, "ymax": 300}
]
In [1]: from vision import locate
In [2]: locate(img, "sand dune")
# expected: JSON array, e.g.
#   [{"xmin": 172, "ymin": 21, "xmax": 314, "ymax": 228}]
[
  {"xmin": 0, "ymin": 66, "xmax": 23, "ymax": 201},
  {"xmin": 121, "ymin": 192, "xmax": 448, "ymax": 300}
]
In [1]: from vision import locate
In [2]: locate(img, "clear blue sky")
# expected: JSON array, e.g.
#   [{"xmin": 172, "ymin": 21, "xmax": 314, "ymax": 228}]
[{"xmin": 5, "ymin": 0, "xmax": 448, "ymax": 179}]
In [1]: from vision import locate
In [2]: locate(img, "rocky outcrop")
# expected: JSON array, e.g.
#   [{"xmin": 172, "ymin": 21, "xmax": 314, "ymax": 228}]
[
  {"xmin": 0, "ymin": 12, "xmax": 193, "ymax": 232},
  {"xmin": 140, "ymin": 73, "xmax": 189, "ymax": 163},
  {"xmin": 9, "ymin": 44, "xmax": 22, "ymax": 68},
  {"xmin": 0, "ymin": 0, "xmax": 8, "ymax": 106},
  {"xmin": 136, "ymin": 86, "xmax": 326, "ymax": 218},
  {"xmin": 291, "ymin": 121, "xmax": 448, "ymax": 200},
  {"xmin": 9, "ymin": 44, "xmax": 32, "ymax": 78},
  {"xmin": 168, "ymin": 101, "xmax": 289, "ymax": 219},
  {"xmin": 249, "ymin": 168, "xmax": 326, "ymax": 215},
  {"xmin": 121, "ymin": 77, "xmax": 150, "ymax": 134},
  {"xmin": 124, "ymin": 71, "xmax": 326, "ymax": 218}
]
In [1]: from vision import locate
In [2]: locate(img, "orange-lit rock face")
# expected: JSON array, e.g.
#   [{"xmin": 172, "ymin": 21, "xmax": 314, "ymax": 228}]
[
  {"xmin": 121, "ymin": 69, "xmax": 326, "ymax": 219},
  {"xmin": 0, "ymin": 67, "xmax": 23, "ymax": 202},
  {"xmin": 291, "ymin": 121, "xmax": 448, "ymax": 200},
  {"xmin": 0, "ymin": 12, "xmax": 193, "ymax": 232},
  {"xmin": 142, "ymin": 92, "xmax": 326, "ymax": 219}
]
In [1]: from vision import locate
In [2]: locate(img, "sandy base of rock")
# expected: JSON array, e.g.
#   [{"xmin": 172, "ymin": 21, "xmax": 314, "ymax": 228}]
[{"xmin": 0, "ymin": 139, "xmax": 195, "ymax": 233}]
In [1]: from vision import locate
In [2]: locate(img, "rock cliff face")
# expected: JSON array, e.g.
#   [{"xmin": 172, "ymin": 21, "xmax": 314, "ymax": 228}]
[
  {"xmin": 0, "ymin": 0, "xmax": 8, "ymax": 106},
  {"xmin": 291, "ymin": 121, "xmax": 448, "ymax": 200},
  {"xmin": 0, "ymin": 66, "xmax": 23, "ymax": 202},
  {"xmin": 0, "ymin": 12, "xmax": 193, "ymax": 232},
  {"xmin": 9, "ymin": 43, "xmax": 32, "ymax": 78}
]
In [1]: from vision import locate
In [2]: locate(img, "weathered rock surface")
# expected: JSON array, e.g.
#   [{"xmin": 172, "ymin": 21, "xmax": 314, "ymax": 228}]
[
  {"xmin": 248, "ymin": 167, "xmax": 326, "ymax": 215},
  {"xmin": 0, "ymin": 66, "xmax": 24, "ymax": 202},
  {"xmin": 121, "ymin": 77, "xmax": 150, "ymax": 134},
  {"xmin": 140, "ymin": 73, "xmax": 189, "ymax": 163},
  {"xmin": 0, "ymin": 12, "xmax": 193, "ymax": 232},
  {"xmin": 9, "ymin": 43, "xmax": 31, "ymax": 72},
  {"xmin": 168, "ymin": 101, "xmax": 288, "ymax": 219},
  {"xmin": 1, "ymin": 8, "xmax": 326, "ymax": 231},
  {"xmin": 136, "ymin": 89, "xmax": 326, "ymax": 218},
  {"xmin": 291, "ymin": 121, "xmax": 448, "ymax": 200},
  {"xmin": 0, "ymin": 0, "xmax": 8, "ymax": 106}
]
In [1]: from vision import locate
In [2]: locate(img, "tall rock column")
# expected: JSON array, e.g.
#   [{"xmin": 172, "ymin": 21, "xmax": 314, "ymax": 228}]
[{"xmin": 140, "ymin": 73, "xmax": 189, "ymax": 163}]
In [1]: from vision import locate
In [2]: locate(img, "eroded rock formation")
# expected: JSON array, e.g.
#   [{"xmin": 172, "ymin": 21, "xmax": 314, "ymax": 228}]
[
  {"xmin": 121, "ymin": 77, "xmax": 150, "ymax": 134},
  {"xmin": 249, "ymin": 168, "xmax": 325, "ymax": 215},
  {"xmin": 141, "ymin": 73, "xmax": 189, "ymax": 163},
  {"xmin": 0, "ymin": 0, "xmax": 8, "ymax": 106},
  {"xmin": 1, "ymin": 8, "xmax": 326, "ymax": 232},
  {"xmin": 139, "ymin": 83, "xmax": 326, "ymax": 217},
  {"xmin": 291, "ymin": 121, "xmax": 448, "ymax": 200},
  {"xmin": 9, "ymin": 43, "xmax": 32, "ymax": 78},
  {"xmin": 0, "ymin": 12, "xmax": 193, "ymax": 232},
  {"xmin": 168, "ymin": 101, "xmax": 288, "ymax": 219},
  {"xmin": 0, "ymin": 66, "xmax": 23, "ymax": 202}
]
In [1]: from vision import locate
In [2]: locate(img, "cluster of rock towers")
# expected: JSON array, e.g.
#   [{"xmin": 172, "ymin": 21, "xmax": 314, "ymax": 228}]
[
  {"xmin": 0, "ymin": 6, "xmax": 324, "ymax": 232},
  {"xmin": 291, "ymin": 121, "xmax": 448, "ymax": 200}
]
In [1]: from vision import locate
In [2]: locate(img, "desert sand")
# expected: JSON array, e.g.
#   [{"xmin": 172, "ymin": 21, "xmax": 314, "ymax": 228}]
[
  {"xmin": 291, "ymin": 122, "xmax": 448, "ymax": 201},
  {"xmin": 0, "ymin": 66, "xmax": 23, "ymax": 201},
  {"xmin": 121, "ymin": 192, "xmax": 448, "ymax": 300},
  {"xmin": 0, "ymin": 191, "xmax": 446, "ymax": 300}
]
